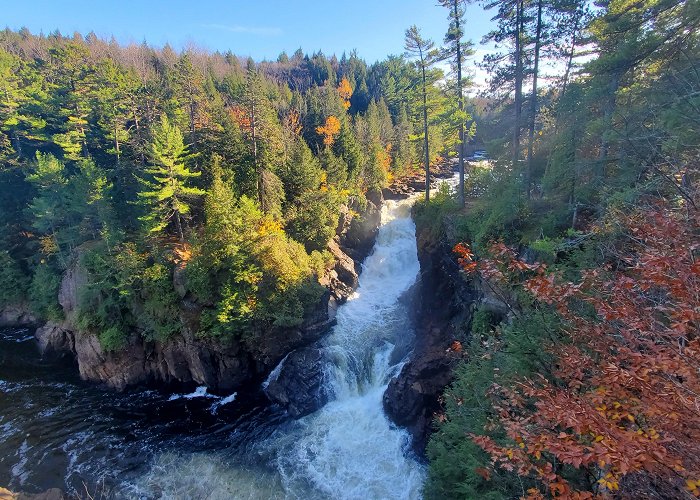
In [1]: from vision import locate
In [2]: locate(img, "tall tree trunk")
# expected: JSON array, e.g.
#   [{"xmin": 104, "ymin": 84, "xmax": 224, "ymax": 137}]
[
  {"xmin": 526, "ymin": 0, "xmax": 543, "ymax": 199},
  {"xmin": 421, "ymin": 53, "xmax": 430, "ymax": 202},
  {"xmin": 453, "ymin": 0, "xmax": 465, "ymax": 208},
  {"xmin": 597, "ymin": 73, "xmax": 619, "ymax": 180},
  {"xmin": 513, "ymin": 0, "xmax": 524, "ymax": 177},
  {"xmin": 175, "ymin": 210, "xmax": 184, "ymax": 243},
  {"xmin": 560, "ymin": 12, "xmax": 581, "ymax": 99}
]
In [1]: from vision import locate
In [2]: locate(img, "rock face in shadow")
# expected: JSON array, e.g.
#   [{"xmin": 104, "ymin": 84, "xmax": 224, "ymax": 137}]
[
  {"xmin": 0, "ymin": 304, "xmax": 38, "ymax": 328},
  {"xmin": 383, "ymin": 206, "xmax": 479, "ymax": 454},
  {"xmin": 24, "ymin": 195, "xmax": 383, "ymax": 394},
  {"xmin": 263, "ymin": 347, "xmax": 332, "ymax": 418}
]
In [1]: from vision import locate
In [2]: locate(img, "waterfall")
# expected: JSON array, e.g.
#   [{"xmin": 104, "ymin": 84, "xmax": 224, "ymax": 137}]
[{"xmin": 128, "ymin": 198, "xmax": 424, "ymax": 499}]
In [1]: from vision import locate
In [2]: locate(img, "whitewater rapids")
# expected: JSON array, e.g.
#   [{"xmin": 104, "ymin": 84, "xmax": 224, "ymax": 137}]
[{"xmin": 127, "ymin": 197, "xmax": 425, "ymax": 499}]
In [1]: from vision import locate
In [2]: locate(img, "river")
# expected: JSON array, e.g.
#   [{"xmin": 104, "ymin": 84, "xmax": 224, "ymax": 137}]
[{"xmin": 0, "ymin": 197, "xmax": 425, "ymax": 499}]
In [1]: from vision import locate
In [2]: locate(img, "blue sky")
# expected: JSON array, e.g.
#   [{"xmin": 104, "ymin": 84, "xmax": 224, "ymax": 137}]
[{"xmin": 3, "ymin": 0, "xmax": 496, "ymax": 64}]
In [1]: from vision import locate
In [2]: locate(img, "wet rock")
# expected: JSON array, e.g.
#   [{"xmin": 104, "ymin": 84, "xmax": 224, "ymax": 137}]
[
  {"xmin": 383, "ymin": 345, "xmax": 456, "ymax": 451},
  {"xmin": 321, "ymin": 239, "xmax": 359, "ymax": 303},
  {"xmin": 340, "ymin": 190, "xmax": 382, "ymax": 267},
  {"xmin": 35, "ymin": 322, "xmax": 74, "ymax": 357},
  {"xmin": 382, "ymin": 203, "xmax": 478, "ymax": 455},
  {"xmin": 264, "ymin": 347, "xmax": 331, "ymax": 418}
]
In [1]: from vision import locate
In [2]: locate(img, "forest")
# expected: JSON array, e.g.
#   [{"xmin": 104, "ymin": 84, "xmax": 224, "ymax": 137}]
[
  {"xmin": 0, "ymin": 25, "xmax": 463, "ymax": 350},
  {"xmin": 0, "ymin": 0, "xmax": 698, "ymax": 496}
]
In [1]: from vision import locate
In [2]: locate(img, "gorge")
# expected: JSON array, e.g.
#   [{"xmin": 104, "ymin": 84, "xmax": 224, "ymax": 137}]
[{"xmin": 1, "ymin": 191, "xmax": 453, "ymax": 499}]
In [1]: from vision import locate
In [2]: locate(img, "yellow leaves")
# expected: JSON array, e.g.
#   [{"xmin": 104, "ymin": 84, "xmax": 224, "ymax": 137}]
[
  {"xmin": 285, "ymin": 109, "xmax": 302, "ymax": 136},
  {"xmin": 39, "ymin": 235, "xmax": 58, "ymax": 255},
  {"xmin": 257, "ymin": 218, "xmax": 282, "ymax": 236},
  {"xmin": 597, "ymin": 478, "xmax": 619, "ymax": 491},
  {"xmin": 316, "ymin": 115, "xmax": 341, "ymax": 146},
  {"xmin": 337, "ymin": 77, "xmax": 352, "ymax": 110},
  {"xmin": 594, "ymin": 435, "xmax": 605, "ymax": 443},
  {"xmin": 686, "ymin": 479, "xmax": 700, "ymax": 495}
]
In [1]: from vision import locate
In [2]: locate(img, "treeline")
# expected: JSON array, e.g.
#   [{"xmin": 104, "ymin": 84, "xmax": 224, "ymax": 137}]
[
  {"xmin": 421, "ymin": 0, "xmax": 700, "ymax": 497},
  {"xmin": 0, "ymin": 28, "xmax": 463, "ymax": 349}
]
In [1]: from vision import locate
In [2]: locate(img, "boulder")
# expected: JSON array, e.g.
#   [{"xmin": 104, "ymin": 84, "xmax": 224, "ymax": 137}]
[
  {"xmin": 383, "ymin": 344, "xmax": 457, "ymax": 452},
  {"xmin": 264, "ymin": 347, "xmax": 332, "ymax": 418}
]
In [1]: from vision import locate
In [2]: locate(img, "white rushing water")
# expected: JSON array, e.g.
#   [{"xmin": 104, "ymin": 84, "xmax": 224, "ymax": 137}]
[{"xmin": 129, "ymin": 198, "xmax": 424, "ymax": 499}]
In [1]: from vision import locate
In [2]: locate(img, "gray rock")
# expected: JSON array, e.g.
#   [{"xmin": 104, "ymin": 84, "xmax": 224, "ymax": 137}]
[
  {"xmin": 264, "ymin": 347, "xmax": 331, "ymax": 418},
  {"xmin": 0, "ymin": 303, "xmax": 37, "ymax": 328}
]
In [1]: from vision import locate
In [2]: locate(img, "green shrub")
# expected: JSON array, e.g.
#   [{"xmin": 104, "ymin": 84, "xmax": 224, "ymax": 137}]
[
  {"xmin": 286, "ymin": 189, "xmax": 344, "ymax": 252},
  {"xmin": 141, "ymin": 263, "xmax": 181, "ymax": 342},
  {"xmin": 98, "ymin": 326, "xmax": 129, "ymax": 352},
  {"xmin": 0, "ymin": 250, "xmax": 29, "ymax": 306},
  {"xmin": 29, "ymin": 263, "xmax": 63, "ymax": 321}
]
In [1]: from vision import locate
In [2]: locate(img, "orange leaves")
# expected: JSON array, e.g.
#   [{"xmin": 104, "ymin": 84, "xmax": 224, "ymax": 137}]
[
  {"xmin": 464, "ymin": 197, "xmax": 700, "ymax": 497},
  {"xmin": 448, "ymin": 340, "xmax": 463, "ymax": 354},
  {"xmin": 229, "ymin": 106, "xmax": 251, "ymax": 130},
  {"xmin": 475, "ymin": 467, "xmax": 491, "ymax": 481},
  {"xmin": 453, "ymin": 243, "xmax": 477, "ymax": 273},
  {"xmin": 316, "ymin": 115, "xmax": 341, "ymax": 146},
  {"xmin": 337, "ymin": 77, "xmax": 352, "ymax": 110}
]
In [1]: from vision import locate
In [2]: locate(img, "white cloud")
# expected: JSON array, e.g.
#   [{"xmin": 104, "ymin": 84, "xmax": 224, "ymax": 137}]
[{"xmin": 201, "ymin": 24, "xmax": 282, "ymax": 36}]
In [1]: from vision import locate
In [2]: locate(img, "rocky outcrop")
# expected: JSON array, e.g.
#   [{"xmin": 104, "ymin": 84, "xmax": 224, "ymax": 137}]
[
  {"xmin": 383, "ymin": 207, "xmax": 478, "ymax": 454},
  {"xmin": 0, "ymin": 304, "xmax": 38, "ymax": 328},
  {"xmin": 263, "ymin": 347, "xmax": 332, "ymax": 418},
  {"xmin": 26, "ymin": 194, "xmax": 382, "ymax": 394},
  {"xmin": 337, "ymin": 189, "xmax": 382, "ymax": 273},
  {"xmin": 382, "ymin": 159, "xmax": 456, "ymax": 200},
  {"xmin": 33, "ymin": 252, "xmax": 337, "ymax": 391},
  {"xmin": 383, "ymin": 344, "xmax": 457, "ymax": 451}
]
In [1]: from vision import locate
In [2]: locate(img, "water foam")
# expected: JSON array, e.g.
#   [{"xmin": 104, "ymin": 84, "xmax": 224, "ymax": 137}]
[{"xmin": 131, "ymin": 198, "xmax": 425, "ymax": 499}]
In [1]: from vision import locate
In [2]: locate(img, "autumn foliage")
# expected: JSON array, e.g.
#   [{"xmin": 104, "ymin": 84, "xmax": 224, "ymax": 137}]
[
  {"xmin": 337, "ymin": 77, "xmax": 353, "ymax": 110},
  {"xmin": 454, "ymin": 198, "xmax": 700, "ymax": 498},
  {"xmin": 316, "ymin": 115, "xmax": 341, "ymax": 146}
]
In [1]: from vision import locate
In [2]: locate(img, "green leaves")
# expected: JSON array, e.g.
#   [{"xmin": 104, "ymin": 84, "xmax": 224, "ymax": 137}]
[{"xmin": 137, "ymin": 114, "xmax": 204, "ymax": 240}]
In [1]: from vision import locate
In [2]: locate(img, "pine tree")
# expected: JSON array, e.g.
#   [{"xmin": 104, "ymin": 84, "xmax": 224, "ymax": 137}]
[
  {"xmin": 438, "ymin": 0, "xmax": 475, "ymax": 207},
  {"xmin": 405, "ymin": 25, "xmax": 437, "ymax": 201},
  {"xmin": 137, "ymin": 115, "xmax": 204, "ymax": 241}
]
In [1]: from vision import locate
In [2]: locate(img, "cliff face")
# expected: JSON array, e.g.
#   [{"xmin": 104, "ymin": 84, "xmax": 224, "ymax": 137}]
[
  {"xmin": 383, "ymin": 211, "xmax": 479, "ymax": 454},
  {"xmin": 17, "ymin": 194, "xmax": 382, "ymax": 393}
]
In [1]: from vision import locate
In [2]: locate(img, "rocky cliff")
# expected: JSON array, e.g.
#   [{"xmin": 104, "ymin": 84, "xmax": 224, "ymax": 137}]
[
  {"xmin": 7, "ymin": 193, "xmax": 382, "ymax": 393},
  {"xmin": 383, "ymin": 209, "xmax": 479, "ymax": 454}
]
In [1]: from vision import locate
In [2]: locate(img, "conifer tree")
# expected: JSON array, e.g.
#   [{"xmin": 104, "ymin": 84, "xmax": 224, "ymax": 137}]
[
  {"xmin": 438, "ymin": 0, "xmax": 474, "ymax": 207},
  {"xmin": 405, "ymin": 25, "xmax": 436, "ymax": 201},
  {"xmin": 137, "ymin": 115, "xmax": 204, "ymax": 241}
]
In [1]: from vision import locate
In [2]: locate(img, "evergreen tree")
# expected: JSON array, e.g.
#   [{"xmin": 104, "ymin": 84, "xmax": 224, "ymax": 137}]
[
  {"xmin": 137, "ymin": 115, "xmax": 204, "ymax": 241},
  {"xmin": 405, "ymin": 25, "xmax": 436, "ymax": 201},
  {"xmin": 438, "ymin": 0, "xmax": 475, "ymax": 206}
]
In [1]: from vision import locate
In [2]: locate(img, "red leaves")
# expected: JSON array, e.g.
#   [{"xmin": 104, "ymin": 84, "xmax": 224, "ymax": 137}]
[
  {"xmin": 463, "ymin": 198, "xmax": 700, "ymax": 497},
  {"xmin": 453, "ymin": 243, "xmax": 477, "ymax": 273}
]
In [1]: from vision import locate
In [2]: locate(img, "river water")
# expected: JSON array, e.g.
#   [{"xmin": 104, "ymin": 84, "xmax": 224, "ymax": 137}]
[{"xmin": 0, "ymin": 197, "xmax": 424, "ymax": 499}]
